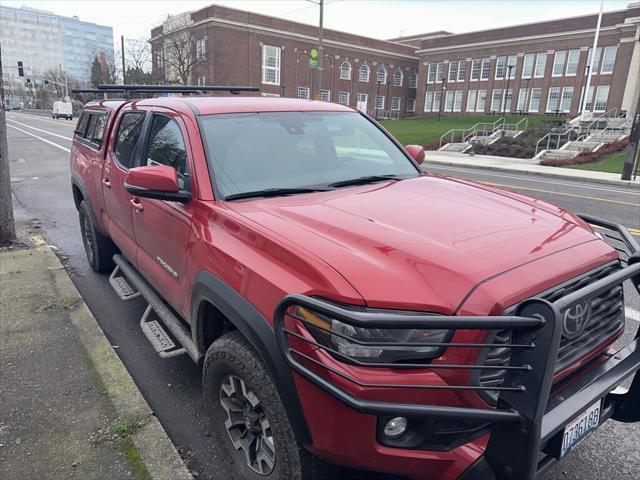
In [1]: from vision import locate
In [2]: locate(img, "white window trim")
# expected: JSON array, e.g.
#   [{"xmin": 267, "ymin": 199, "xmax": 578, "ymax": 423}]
[
  {"xmin": 565, "ymin": 49, "xmax": 580, "ymax": 77},
  {"xmin": 470, "ymin": 59, "xmax": 480, "ymax": 81},
  {"xmin": 424, "ymin": 91, "xmax": 433, "ymax": 112},
  {"xmin": 480, "ymin": 58, "xmax": 491, "ymax": 81},
  {"xmin": 391, "ymin": 97, "xmax": 401, "ymax": 110},
  {"xmin": 552, "ymin": 50, "xmax": 566, "ymax": 77},
  {"xmin": 476, "ymin": 90, "xmax": 486, "ymax": 112},
  {"xmin": 546, "ymin": 87, "xmax": 561, "ymax": 112},
  {"xmin": 320, "ymin": 89, "xmax": 331, "ymax": 102},
  {"xmin": 594, "ymin": 85, "xmax": 610, "ymax": 111},
  {"xmin": 522, "ymin": 53, "xmax": 534, "ymax": 79},
  {"xmin": 600, "ymin": 46, "xmax": 617, "ymax": 75},
  {"xmin": 338, "ymin": 91, "xmax": 350, "ymax": 104},
  {"xmin": 408, "ymin": 71, "xmax": 418, "ymax": 89},
  {"xmin": 375, "ymin": 95, "xmax": 385, "ymax": 110},
  {"xmin": 466, "ymin": 90, "xmax": 477, "ymax": 112},
  {"xmin": 453, "ymin": 90, "xmax": 463, "ymax": 112},
  {"xmin": 261, "ymin": 44, "xmax": 281, "ymax": 86},
  {"xmin": 427, "ymin": 63, "xmax": 435, "ymax": 84},
  {"xmin": 340, "ymin": 60, "xmax": 352, "ymax": 80},
  {"xmin": 393, "ymin": 70, "xmax": 403, "ymax": 87},
  {"xmin": 534, "ymin": 52, "xmax": 546, "ymax": 78},
  {"xmin": 560, "ymin": 87, "xmax": 573, "ymax": 112},
  {"xmin": 297, "ymin": 86, "xmax": 310, "ymax": 99},
  {"xmin": 377, "ymin": 67, "xmax": 387, "ymax": 84},
  {"xmin": 528, "ymin": 88, "xmax": 541, "ymax": 113},
  {"xmin": 495, "ymin": 56, "xmax": 506, "ymax": 80},
  {"xmin": 359, "ymin": 64, "xmax": 370, "ymax": 82}
]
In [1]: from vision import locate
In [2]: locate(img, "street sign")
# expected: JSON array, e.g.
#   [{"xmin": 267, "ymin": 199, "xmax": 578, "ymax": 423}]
[{"xmin": 309, "ymin": 47, "xmax": 320, "ymax": 69}]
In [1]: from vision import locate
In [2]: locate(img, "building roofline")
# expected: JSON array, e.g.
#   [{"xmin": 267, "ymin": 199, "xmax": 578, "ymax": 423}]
[
  {"xmin": 149, "ymin": 2, "xmax": 417, "ymax": 55},
  {"xmin": 416, "ymin": 6, "xmax": 638, "ymax": 52}
]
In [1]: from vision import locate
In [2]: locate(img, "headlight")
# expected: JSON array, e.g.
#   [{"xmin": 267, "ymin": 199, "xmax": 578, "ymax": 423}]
[{"xmin": 296, "ymin": 307, "xmax": 450, "ymax": 364}]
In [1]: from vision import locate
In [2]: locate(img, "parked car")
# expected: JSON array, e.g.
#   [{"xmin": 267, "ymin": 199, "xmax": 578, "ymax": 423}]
[
  {"xmin": 52, "ymin": 100, "xmax": 73, "ymax": 120},
  {"xmin": 70, "ymin": 90, "xmax": 640, "ymax": 480}
]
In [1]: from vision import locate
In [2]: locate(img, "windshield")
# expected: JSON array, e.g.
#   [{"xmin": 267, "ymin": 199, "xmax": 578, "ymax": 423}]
[{"xmin": 198, "ymin": 111, "xmax": 420, "ymax": 199}]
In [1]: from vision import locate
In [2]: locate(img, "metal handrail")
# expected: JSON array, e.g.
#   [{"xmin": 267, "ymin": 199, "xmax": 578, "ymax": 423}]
[
  {"xmin": 534, "ymin": 127, "xmax": 580, "ymax": 157},
  {"xmin": 440, "ymin": 117, "xmax": 504, "ymax": 148},
  {"xmin": 502, "ymin": 117, "xmax": 529, "ymax": 133}
]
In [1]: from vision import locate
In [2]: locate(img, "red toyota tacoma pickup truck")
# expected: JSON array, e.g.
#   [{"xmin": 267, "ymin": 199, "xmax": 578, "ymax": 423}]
[{"xmin": 70, "ymin": 88, "xmax": 640, "ymax": 480}]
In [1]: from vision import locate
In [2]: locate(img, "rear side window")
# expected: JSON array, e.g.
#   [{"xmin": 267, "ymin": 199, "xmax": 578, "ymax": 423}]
[
  {"xmin": 114, "ymin": 112, "xmax": 145, "ymax": 169},
  {"xmin": 75, "ymin": 111, "xmax": 108, "ymax": 149},
  {"xmin": 145, "ymin": 115, "xmax": 190, "ymax": 191}
]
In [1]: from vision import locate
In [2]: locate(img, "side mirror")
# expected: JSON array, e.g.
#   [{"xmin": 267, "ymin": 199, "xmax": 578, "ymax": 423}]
[
  {"xmin": 404, "ymin": 145, "xmax": 425, "ymax": 165},
  {"xmin": 124, "ymin": 165, "xmax": 191, "ymax": 203}
]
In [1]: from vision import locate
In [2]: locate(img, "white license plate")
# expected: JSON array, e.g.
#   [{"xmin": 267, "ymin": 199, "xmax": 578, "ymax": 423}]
[{"xmin": 560, "ymin": 400, "xmax": 601, "ymax": 458}]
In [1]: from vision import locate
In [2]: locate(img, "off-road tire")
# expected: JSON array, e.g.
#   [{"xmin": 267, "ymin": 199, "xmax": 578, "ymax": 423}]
[
  {"xmin": 203, "ymin": 330, "xmax": 331, "ymax": 480},
  {"xmin": 79, "ymin": 200, "xmax": 116, "ymax": 273}
]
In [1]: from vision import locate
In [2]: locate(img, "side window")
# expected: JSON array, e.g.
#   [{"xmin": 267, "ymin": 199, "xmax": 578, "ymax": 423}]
[
  {"xmin": 75, "ymin": 112, "xmax": 89, "ymax": 137},
  {"xmin": 85, "ymin": 114, "xmax": 98, "ymax": 141},
  {"xmin": 90, "ymin": 114, "xmax": 107, "ymax": 147},
  {"xmin": 114, "ymin": 112, "xmax": 145, "ymax": 169},
  {"xmin": 145, "ymin": 115, "xmax": 190, "ymax": 191}
]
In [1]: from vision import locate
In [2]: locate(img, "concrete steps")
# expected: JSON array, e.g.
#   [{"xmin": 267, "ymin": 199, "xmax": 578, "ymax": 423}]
[
  {"xmin": 564, "ymin": 141, "xmax": 602, "ymax": 152},
  {"xmin": 440, "ymin": 142, "xmax": 470, "ymax": 152},
  {"xmin": 540, "ymin": 149, "xmax": 579, "ymax": 161}
]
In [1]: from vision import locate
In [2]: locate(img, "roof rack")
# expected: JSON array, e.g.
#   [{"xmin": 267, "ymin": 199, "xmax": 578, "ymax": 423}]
[{"xmin": 72, "ymin": 84, "xmax": 259, "ymax": 99}]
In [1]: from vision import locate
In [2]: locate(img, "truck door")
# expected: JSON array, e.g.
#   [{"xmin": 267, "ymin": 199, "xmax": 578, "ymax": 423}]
[
  {"xmin": 131, "ymin": 110, "xmax": 195, "ymax": 318},
  {"xmin": 102, "ymin": 110, "xmax": 146, "ymax": 264}
]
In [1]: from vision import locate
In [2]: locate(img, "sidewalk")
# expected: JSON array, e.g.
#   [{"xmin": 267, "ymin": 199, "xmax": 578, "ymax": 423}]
[
  {"xmin": 0, "ymin": 235, "xmax": 192, "ymax": 480},
  {"xmin": 424, "ymin": 150, "xmax": 640, "ymax": 187}
]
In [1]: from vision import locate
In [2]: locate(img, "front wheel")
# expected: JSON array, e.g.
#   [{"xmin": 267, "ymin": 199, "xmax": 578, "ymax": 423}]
[
  {"xmin": 78, "ymin": 200, "xmax": 117, "ymax": 273},
  {"xmin": 202, "ymin": 331, "xmax": 330, "ymax": 480}
]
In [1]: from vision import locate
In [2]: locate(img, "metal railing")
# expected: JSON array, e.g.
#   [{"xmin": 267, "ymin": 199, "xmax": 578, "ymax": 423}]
[
  {"xmin": 439, "ymin": 117, "xmax": 504, "ymax": 149},
  {"xmin": 534, "ymin": 127, "xmax": 581, "ymax": 157},
  {"xmin": 502, "ymin": 117, "xmax": 529, "ymax": 133}
]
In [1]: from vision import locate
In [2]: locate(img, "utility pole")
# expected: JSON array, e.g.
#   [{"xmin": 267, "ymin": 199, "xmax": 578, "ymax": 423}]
[
  {"xmin": 317, "ymin": 0, "xmax": 324, "ymax": 100},
  {"xmin": 621, "ymin": 93, "xmax": 640, "ymax": 181},
  {"xmin": 0, "ymin": 46, "xmax": 16, "ymax": 244},
  {"xmin": 121, "ymin": 35, "xmax": 126, "ymax": 85}
]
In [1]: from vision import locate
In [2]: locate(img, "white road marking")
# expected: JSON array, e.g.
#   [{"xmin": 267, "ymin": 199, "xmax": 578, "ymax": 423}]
[
  {"xmin": 426, "ymin": 164, "xmax": 640, "ymax": 196},
  {"xmin": 626, "ymin": 307, "xmax": 640, "ymax": 323},
  {"xmin": 7, "ymin": 119, "xmax": 73, "ymax": 141},
  {"xmin": 7, "ymin": 124, "xmax": 71, "ymax": 153}
]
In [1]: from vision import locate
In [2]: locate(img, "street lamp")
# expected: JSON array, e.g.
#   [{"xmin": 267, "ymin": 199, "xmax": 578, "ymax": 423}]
[
  {"xmin": 524, "ymin": 77, "xmax": 531, "ymax": 115},
  {"xmin": 376, "ymin": 79, "xmax": 383, "ymax": 118},
  {"xmin": 438, "ymin": 78, "xmax": 446, "ymax": 123}
]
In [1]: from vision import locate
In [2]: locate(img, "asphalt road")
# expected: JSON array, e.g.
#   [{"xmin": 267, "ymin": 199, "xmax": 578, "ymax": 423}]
[{"xmin": 5, "ymin": 111, "xmax": 640, "ymax": 480}]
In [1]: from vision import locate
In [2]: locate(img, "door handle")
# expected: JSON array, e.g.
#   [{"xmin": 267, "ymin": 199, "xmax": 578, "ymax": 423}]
[
  {"xmin": 102, "ymin": 178, "xmax": 112, "ymax": 188},
  {"xmin": 130, "ymin": 198, "xmax": 144, "ymax": 212}
]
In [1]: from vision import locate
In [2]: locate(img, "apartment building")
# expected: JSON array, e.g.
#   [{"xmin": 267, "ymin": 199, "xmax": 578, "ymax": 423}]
[
  {"xmin": 150, "ymin": 3, "xmax": 640, "ymax": 118},
  {"xmin": 0, "ymin": 5, "xmax": 114, "ymax": 84}
]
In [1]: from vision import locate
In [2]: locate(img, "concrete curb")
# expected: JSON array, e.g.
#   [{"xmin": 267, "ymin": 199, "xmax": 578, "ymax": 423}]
[
  {"xmin": 32, "ymin": 235, "xmax": 193, "ymax": 480},
  {"xmin": 423, "ymin": 158, "xmax": 640, "ymax": 187}
]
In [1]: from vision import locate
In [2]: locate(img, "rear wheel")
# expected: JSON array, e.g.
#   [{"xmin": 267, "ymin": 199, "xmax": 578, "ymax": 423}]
[
  {"xmin": 79, "ymin": 200, "xmax": 117, "ymax": 273},
  {"xmin": 203, "ymin": 331, "xmax": 330, "ymax": 480}
]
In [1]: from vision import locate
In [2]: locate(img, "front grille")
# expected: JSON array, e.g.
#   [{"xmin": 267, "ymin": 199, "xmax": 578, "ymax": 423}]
[{"xmin": 477, "ymin": 262, "xmax": 625, "ymax": 401}]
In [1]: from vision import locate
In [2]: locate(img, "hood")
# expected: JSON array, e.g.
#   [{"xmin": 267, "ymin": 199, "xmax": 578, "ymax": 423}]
[{"xmin": 228, "ymin": 175, "xmax": 606, "ymax": 313}]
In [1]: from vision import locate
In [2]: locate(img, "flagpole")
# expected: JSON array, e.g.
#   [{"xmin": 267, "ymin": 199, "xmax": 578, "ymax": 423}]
[{"xmin": 581, "ymin": 0, "xmax": 603, "ymax": 120}]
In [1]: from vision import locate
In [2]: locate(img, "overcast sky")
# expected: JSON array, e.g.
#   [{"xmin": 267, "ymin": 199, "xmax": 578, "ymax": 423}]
[{"xmin": 3, "ymin": 0, "xmax": 633, "ymax": 47}]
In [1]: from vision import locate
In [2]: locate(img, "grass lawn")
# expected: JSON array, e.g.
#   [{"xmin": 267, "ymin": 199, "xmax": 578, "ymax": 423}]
[
  {"xmin": 567, "ymin": 151, "xmax": 635, "ymax": 174},
  {"xmin": 380, "ymin": 115, "xmax": 550, "ymax": 147}
]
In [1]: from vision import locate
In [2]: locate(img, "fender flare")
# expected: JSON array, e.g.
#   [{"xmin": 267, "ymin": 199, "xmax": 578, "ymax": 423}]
[
  {"xmin": 191, "ymin": 270, "xmax": 313, "ymax": 445},
  {"xmin": 70, "ymin": 173, "xmax": 108, "ymax": 236}
]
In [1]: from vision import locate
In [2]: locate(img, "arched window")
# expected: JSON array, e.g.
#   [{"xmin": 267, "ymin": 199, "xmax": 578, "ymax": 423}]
[
  {"xmin": 340, "ymin": 60, "xmax": 352, "ymax": 80},
  {"xmin": 408, "ymin": 70, "xmax": 418, "ymax": 89},
  {"xmin": 393, "ymin": 70, "xmax": 403, "ymax": 86},
  {"xmin": 376, "ymin": 66, "xmax": 387, "ymax": 84},
  {"xmin": 359, "ymin": 64, "xmax": 370, "ymax": 82}
]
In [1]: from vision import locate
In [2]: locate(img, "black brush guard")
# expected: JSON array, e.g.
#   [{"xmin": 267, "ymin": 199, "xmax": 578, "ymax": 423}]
[{"xmin": 274, "ymin": 214, "xmax": 640, "ymax": 480}]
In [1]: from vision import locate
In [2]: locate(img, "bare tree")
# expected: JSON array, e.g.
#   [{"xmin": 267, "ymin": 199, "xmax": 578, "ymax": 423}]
[
  {"xmin": 0, "ymin": 46, "xmax": 16, "ymax": 244},
  {"xmin": 126, "ymin": 38, "xmax": 152, "ymax": 72},
  {"xmin": 160, "ymin": 14, "xmax": 198, "ymax": 85},
  {"xmin": 43, "ymin": 68, "xmax": 67, "ymax": 98}
]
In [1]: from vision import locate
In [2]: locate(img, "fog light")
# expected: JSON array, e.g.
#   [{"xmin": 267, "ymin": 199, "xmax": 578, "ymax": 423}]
[{"xmin": 384, "ymin": 416, "xmax": 408, "ymax": 438}]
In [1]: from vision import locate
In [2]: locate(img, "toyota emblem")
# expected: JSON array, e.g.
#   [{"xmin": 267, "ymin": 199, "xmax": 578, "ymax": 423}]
[{"xmin": 562, "ymin": 301, "xmax": 591, "ymax": 338}]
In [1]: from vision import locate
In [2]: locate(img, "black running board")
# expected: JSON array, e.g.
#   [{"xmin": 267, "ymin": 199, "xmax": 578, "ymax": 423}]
[{"xmin": 112, "ymin": 254, "xmax": 202, "ymax": 363}]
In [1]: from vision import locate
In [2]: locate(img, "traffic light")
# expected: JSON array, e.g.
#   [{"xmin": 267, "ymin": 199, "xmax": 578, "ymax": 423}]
[
  {"xmin": 44, "ymin": 80, "xmax": 49, "ymax": 86},
  {"xmin": 25, "ymin": 78, "xmax": 31, "ymax": 87},
  {"xmin": 17, "ymin": 61, "xmax": 24, "ymax": 77}
]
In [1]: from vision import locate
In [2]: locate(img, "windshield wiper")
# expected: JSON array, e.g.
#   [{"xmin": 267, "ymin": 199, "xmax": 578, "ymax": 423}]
[
  {"xmin": 224, "ymin": 187, "xmax": 331, "ymax": 201},
  {"xmin": 327, "ymin": 174, "xmax": 402, "ymax": 189}
]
